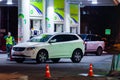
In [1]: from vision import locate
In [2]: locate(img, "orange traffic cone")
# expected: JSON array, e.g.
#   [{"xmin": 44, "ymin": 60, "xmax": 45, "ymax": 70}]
[
  {"xmin": 88, "ymin": 63, "xmax": 94, "ymax": 76},
  {"xmin": 45, "ymin": 64, "xmax": 51, "ymax": 78}
]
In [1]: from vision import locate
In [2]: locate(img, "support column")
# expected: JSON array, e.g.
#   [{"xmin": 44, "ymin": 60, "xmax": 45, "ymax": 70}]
[
  {"xmin": 46, "ymin": 0, "xmax": 54, "ymax": 33},
  {"xmin": 64, "ymin": 0, "xmax": 70, "ymax": 32},
  {"xmin": 43, "ymin": 0, "xmax": 46, "ymax": 33},
  {"xmin": 18, "ymin": 0, "xmax": 30, "ymax": 42},
  {"xmin": 78, "ymin": 4, "xmax": 81, "ymax": 34}
]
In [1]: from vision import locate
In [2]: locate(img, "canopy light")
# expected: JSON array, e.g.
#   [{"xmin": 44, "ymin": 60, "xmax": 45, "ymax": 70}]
[
  {"xmin": 92, "ymin": 0, "xmax": 97, "ymax": 4},
  {"xmin": 88, "ymin": 0, "xmax": 98, "ymax": 4},
  {"xmin": 0, "ymin": 0, "xmax": 2, "ymax": 2},
  {"xmin": 7, "ymin": 0, "xmax": 13, "ymax": 5}
]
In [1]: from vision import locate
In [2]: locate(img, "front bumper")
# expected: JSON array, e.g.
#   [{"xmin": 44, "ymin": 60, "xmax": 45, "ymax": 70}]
[{"xmin": 11, "ymin": 49, "xmax": 37, "ymax": 59}]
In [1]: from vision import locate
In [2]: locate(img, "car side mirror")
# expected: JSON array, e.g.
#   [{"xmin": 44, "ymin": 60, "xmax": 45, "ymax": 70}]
[{"xmin": 49, "ymin": 39, "xmax": 56, "ymax": 43}]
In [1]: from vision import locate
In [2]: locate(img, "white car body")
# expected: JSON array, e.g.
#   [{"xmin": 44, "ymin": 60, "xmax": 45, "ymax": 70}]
[
  {"xmin": 85, "ymin": 41, "xmax": 104, "ymax": 52},
  {"xmin": 78, "ymin": 34, "xmax": 105, "ymax": 55},
  {"xmin": 11, "ymin": 33, "xmax": 85, "ymax": 63}
]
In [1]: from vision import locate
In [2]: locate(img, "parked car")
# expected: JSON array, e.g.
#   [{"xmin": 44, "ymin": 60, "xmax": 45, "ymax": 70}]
[
  {"xmin": 78, "ymin": 34, "xmax": 105, "ymax": 56},
  {"xmin": 11, "ymin": 33, "xmax": 85, "ymax": 63}
]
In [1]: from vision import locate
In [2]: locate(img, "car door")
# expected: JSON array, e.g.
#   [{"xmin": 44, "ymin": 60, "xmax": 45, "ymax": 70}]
[
  {"xmin": 86, "ymin": 35, "xmax": 96, "ymax": 51},
  {"xmin": 47, "ymin": 35, "xmax": 67, "ymax": 58},
  {"xmin": 91, "ymin": 35, "xmax": 98, "ymax": 51}
]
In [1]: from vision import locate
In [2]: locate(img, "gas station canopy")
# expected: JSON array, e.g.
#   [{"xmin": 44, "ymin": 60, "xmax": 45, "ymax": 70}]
[
  {"xmin": 68, "ymin": 0, "xmax": 114, "ymax": 6},
  {"xmin": 0, "ymin": 0, "xmax": 18, "ymax": 6},
  {"xmin": 0, "ymin": 0, "xmax": 114, "ymax": 6}
]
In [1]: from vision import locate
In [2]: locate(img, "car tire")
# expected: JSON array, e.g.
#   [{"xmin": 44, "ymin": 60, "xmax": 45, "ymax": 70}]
[
  {"xmin": 51, "ymin": 58, "xmax": 60, "ymax": 63},
  {"xmin": 36, "ymin": 50, "xmax": 48, "ymax": 63},
  {"xmin": 71, "ymin": 49, "xmax": 83, "ymax": 63},
  {"xmin": 96, "ymin": 47, "xmax": 102, "ymax": 56},
  {"xmin": 15, "ymin": 58, "xmax": 25, "ymax": 63}
]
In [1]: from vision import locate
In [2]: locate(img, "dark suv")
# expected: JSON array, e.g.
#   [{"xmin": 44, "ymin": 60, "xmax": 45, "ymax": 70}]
[{"xmin": 78, "ymin": 34, "xmax": 105, "ymax": 56}]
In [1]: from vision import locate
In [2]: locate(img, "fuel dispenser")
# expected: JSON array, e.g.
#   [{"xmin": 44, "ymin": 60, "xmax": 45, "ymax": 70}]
[{"xmin": 30, "ymin": 19, "xmax": 43, "ymax": 38}]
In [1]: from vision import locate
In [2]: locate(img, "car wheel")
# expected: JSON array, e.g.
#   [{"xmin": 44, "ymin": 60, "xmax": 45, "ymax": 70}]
[
  {"xmin": 96, "ymin": 47, "xmax": 102, "ymax": 56},
  {"xmin": 36, "ymin": 50, "xmax": 48, "ymax": 63},
  {"xmin": 51, "ymin": 58, "xmax": 60, "ymax": 63},
  {"xmin": 15, "ymin": 58, "xmax": 25, "ymax": 63},
  {"xmin": 71, "ymin": 49, "xmax": 82, "ymax": 63}
]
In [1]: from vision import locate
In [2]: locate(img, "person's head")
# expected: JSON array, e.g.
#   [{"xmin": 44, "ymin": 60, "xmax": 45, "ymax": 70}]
[{"xmin": 8, "ymin": 32, "xmax": 11, "ymax": 37}]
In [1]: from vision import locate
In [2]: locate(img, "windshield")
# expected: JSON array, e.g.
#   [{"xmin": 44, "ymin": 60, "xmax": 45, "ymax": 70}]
[
  {"xmin": 28, "ymin": 34, "xmax": 52, "ymax": 42},
  {"xmin": 79, "ymin": 34, "xmax": 87, "ymax": 40}
]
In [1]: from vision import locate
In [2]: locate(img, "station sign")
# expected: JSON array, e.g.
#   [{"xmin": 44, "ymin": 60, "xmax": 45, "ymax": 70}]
[
  {"xmin": 70, "ymin": 4, "xmax": 79, "ymax": 26},
  {"xmin": 54, "ymin": 0, "xmax": 64, "ymax": 22},
  {"xmin": 105, "ymin": 29, "xmax": 111, "ymax": 35},
  {"xmin": 30, "ymin": 0, "xmax": 43, "ymax": 17}
]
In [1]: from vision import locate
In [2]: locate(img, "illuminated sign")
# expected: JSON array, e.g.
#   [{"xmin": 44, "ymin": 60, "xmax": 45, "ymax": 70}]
[
  {"xmin": 54, "ymin": 0, "xmax": 64, "ymax": 21},
  {"xmin": 30, "ymin": 0, "xmax": 42, "ymax": 2},
  {"xmin": 30, "ymin": 0, "xmax": 43, "ymax": 16},
  {"xmin": 70, "ymin": 4, "xmax": 79, "ymax": 25},
  {"xmin": 105, "ymin": 29, "xmax": 111, "ymax": 35}
]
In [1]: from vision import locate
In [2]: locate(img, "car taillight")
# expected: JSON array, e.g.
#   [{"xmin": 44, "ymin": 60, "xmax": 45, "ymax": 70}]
[
  {"xmin": 83, "ymin": 41, "xmax": 87, "ymax": 50},
  {"xmin": 83, "ymin": 41, "xmax": 85, "ymax": 45}
]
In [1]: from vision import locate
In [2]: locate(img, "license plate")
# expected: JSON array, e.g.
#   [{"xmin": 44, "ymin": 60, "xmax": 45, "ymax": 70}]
[
  {"xmin": 15, "ymin": 56, "xmax": 23, "ymax": 58},
  {"xmin": 14, "ymin": 52, "xmax": 23, "ymax": 55}
]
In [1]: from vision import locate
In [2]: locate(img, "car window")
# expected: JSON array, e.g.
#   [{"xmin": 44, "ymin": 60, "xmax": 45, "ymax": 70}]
[
  {"xmin": 51, "ymin": 35, "xmax": 64, "ymax": 42},
  {"xmin": 67, "ymin": 35, "xmax": 78, "ymax": 41},
  {"xmin": 86, "ymin": 35, "xmax": 91, "ymax": 41},
  {"xmin": 28, "ymin": 34, "xmax": 52, "ymax": 42},
  {"xmin": 95, "ymin": 36, "xmax": 102, "ymax": 41},
  {"xmin": 89, "ymin": 35, "xmax": 102, "ymax": 41},
  {"xmin": 78, "ymin": 34, "xmax": 86, "ymax": 40},
  {"xmin": 91, "ymin": 35, "xmax": 96, "ymax": 41},
  {"xmin": 51, "ymin": 34, "xmax": 78, "ymax": 42},
  {"xmin": 79, "ymin": 34, "xmax": 102, "ymax": 41}
]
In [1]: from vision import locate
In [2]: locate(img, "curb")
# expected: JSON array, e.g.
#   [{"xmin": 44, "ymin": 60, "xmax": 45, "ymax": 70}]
[
  {"xmin": 0, "ymin": 73, "xmax": 28, "ymax": 80},
  {"xmin": 43, "ymin": 76, "xmax": 119, "ymax": 80}
]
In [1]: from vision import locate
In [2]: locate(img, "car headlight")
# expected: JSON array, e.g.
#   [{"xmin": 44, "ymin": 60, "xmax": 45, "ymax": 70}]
[{"xmin": 26, "ymin": 47, "xmax": 35, "ymax": 51}]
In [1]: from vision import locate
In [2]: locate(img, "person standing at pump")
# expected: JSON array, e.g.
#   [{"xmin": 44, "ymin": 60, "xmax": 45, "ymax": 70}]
[{"xmin": 4, "ymin": 32, "xmax": 15, "ymax": 58}]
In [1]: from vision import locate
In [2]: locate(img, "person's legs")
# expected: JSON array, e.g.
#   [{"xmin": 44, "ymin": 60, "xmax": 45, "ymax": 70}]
[
  {"xmin": 6, "ymin": 44, "xmax": 8, "ymax": 53},
  {"xmin": 6, "ymin": 44, "xmax": 12, "ymax": 58}
]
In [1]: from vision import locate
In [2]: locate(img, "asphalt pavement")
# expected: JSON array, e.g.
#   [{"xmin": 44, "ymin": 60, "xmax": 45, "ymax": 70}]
[{"xmin": 0, "ymin": 53, "xmax": 119, "ymax": 80}]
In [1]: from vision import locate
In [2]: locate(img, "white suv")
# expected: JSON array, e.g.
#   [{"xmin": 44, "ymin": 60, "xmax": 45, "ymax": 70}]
[
  {"xmin": 11, "ymin": 33, "xmax": 85, "ymax": 63},
  {"xmin": 78, "ymin": 34, "xmax": 105, "ymax": 56}
]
